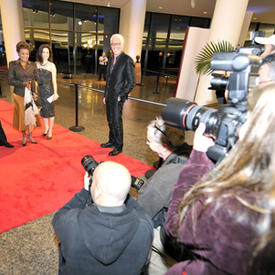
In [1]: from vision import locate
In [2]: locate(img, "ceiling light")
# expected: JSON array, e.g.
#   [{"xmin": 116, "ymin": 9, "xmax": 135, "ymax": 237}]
[
  {"xmin": 203, "ymin": 11, "xmax": 207, "ymax": 14},
  {"xmin": 107, "ymin": 1, "xmax": 111, "ymax": 7},
  {"xmin": 78, "ymin": 20, "xmax": 83, "ymax": 25},
  {"xmin": 159, "ymin": 6, "xmax": 163, "ymax": 10}
]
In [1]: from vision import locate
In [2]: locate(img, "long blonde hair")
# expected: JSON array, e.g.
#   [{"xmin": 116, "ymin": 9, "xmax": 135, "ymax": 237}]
[{"xmin": 178, "ymin": 84, "xmax": 275, "ymax": 228}]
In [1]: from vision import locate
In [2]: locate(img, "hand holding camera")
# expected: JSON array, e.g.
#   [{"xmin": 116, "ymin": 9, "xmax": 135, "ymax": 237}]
[
  {"xmin": 193, "ymin": 123, "xmax": 215, "ymax": 152},
  {"xmin": 81, "ymin": 154, "xmax": 145, "ymax": 191},
  {"xmin": 84, "ymin": 172, "xmax": 91, "ymax": 191}
]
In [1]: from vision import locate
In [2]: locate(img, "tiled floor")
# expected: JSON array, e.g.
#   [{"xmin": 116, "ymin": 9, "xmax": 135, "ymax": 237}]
[{"xmin": 0, "ymin": 72, "xmax": 180, "ymax": 274}]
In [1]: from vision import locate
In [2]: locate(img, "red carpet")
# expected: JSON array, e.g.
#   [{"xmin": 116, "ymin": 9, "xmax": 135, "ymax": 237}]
[{"xmin": 0, "ymin": 99, "xmax": 151, "ymax": 233}]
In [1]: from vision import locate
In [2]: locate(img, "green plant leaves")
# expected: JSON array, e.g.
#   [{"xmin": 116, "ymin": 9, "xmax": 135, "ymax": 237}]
[{"xmin": 195, "ymin": 40, "xmax": 235, "ymax": 75}]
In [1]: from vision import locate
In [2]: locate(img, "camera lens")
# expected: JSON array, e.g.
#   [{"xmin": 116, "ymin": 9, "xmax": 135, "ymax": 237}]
[
  {"xmin": 162, "ymin": 97, "xmax": 219, "ymax": 138},
  {"xmin": 162, "ymin": 98, "xmax": 197, "ymax": 130},
  {"xmin": 81, "ymin": 155, "xmax": 98, "ymax": 176}
]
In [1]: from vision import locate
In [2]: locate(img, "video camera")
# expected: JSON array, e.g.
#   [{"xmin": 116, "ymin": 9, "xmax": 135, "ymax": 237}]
[
  {"xmin": 81, "ymin": 155, "xmax": 145, "ymax": 191},
  {"xmin": 161, "ymin": 48, "xmax": 261, "ymax": 162}
]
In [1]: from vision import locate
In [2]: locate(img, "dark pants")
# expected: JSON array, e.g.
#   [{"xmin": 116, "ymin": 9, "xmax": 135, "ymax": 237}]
[
  {"xmin": 0, "ymin": 121, "xmax": 8, "ymax": 145},
  {"xmin": 98, "ymin": 65, "xmax": 107, "ymax": 81},
  {"xmin": 106, "ymin": 98, "xmax": 124, "ymax": 150}
]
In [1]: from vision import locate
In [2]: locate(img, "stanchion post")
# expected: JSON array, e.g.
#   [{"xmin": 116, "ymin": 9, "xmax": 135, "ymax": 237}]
[
  {"xmin": 0, "ymin": 81, "xmax": 5, "ymax": 98},
  {"xmin": 69, "ymin": 83, "xmax": 85, "ymax": 132},
  {"xmin": 153, "ymin": 72, "xmax": 160, "ymax": 94}
]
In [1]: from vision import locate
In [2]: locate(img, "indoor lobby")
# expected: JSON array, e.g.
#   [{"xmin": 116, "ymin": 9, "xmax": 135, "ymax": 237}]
[{"xmin": 1, "ymin": 0, "xmax": 275, "ymax": 274}]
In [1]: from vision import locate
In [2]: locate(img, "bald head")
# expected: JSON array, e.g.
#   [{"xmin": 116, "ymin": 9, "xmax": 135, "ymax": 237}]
[{"xmin": 91, "ymin": 161, "xmax": 131, "ymax": 207}]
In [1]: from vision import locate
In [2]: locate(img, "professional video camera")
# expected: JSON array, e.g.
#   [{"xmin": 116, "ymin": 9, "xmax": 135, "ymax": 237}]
[
  {"xmin": 161, "ymin": 48, "xmax": 261, "ymax": 162},
  {"xmin": 81, "ymin": 155, "xmax": 145, "ymax": 190}
]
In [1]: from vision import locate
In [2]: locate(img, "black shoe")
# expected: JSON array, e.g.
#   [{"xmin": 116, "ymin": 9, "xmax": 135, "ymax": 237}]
[
  {"xmin": 108, "ymin": 148, "xmax": 122, "ymax": 156},
  {"xmin": 4, "ymin": 142, "xmax": 14, "ymax": 148},
  {"xmin": 42, "ymin": 129, "xmax": 49, "ymax": 136},
  {"xmin": 101, "ymin": 142, "xmax": 114, "ymax": 148}
]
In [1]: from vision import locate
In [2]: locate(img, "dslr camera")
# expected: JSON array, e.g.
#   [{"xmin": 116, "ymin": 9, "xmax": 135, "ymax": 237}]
[
  {"xmin": 81, "ymin": 155, "xmax": 145, "ymax": 190},
  {"xmin": 162, "ymin": 48, "xmax": 261, "ymax": 162}
]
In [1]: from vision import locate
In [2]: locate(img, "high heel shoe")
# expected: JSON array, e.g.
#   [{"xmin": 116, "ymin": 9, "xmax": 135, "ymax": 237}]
[
  {"xmin": 43, "ymin": 129, "xmax": 49, "ymax": 136},
  {"xmin": 27, "ymin": 134, "xmax": 37, "ymax": 144}
]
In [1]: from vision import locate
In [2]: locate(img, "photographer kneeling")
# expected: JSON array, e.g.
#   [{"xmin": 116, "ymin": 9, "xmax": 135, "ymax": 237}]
[
  {"xmin": 164, "ymin": 84, "xmax": 275, "ymax": 274},
  {"xmin": 52, "ymin": 161, "xmax": 153, "ymax": 275},
  {"xmin": 138, "ymin": 117, "xmax": 191, "ymax": 224},
  {"xmin": 136, "ymin": 117, "xmax": 191, "ymax": 275}
]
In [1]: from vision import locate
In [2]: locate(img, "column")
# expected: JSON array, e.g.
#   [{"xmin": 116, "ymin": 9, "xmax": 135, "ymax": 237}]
[
  {"xmin": 0, "ymin": 0, "xmax": 25, "ymax": 65},
  {"xmin": 194, "ymin": 0, "xmax": 249, "ymax": 105},
  {"xmin": 238, "ymin": 11, "xmax": 253, "ymax": 47},
  {"xmin": 119, "ymin": 0, "xmax": 146, "ymax": 60}
]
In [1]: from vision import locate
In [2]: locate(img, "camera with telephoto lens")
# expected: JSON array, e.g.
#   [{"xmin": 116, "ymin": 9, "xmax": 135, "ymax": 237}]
[
  {"xmin": 81, "ymin": 155, "xmax": 100, "ymax": 176},
  {"xmin": 81, "ymin": 155, "xmax": 145, "ymax": 190},
  {"xmin": 161, "ymin": 48, "xmax": 261, "ymax": 163}
]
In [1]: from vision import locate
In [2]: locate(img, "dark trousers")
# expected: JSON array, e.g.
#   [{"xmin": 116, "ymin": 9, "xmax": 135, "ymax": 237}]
[
  {"xmin": 98, "ymin": 65, "xmax": 107, "ymax": 81},
  {"xmin": 106, "ymin": 98, "xmax": 123, "ymax": 150},
  {"xmin": 0, "ymin": 121, "xmax": 8, "ymax": 145}
]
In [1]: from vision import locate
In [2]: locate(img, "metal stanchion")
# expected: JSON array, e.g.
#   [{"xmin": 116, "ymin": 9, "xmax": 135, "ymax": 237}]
[
  {"xmin": 153, "ymin": 72, "xmax": 160, "ymax": 94},
  {"xmin": 0, "ymin": 81, "xmax": 5, "ymax": 98},
  {"xmin": 69, "ymin": 83, "xmax": 85, "ymax": 132}
]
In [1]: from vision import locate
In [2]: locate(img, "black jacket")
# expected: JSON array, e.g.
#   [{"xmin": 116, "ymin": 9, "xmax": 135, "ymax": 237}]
[
  {"xmin": 52, "ymin": 189, "xmax": 153, "ymax": 275},
  {"xmin": 104, "ymin": 52, "xmax": 136, "ymax": 101}
]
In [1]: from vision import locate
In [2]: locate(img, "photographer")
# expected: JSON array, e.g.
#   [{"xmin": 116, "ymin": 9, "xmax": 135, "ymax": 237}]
[
  {"xmin": 164, "ymin": 83, "xmax": 275, "ymax": 275},
  {"xmin": 255, "ymin": 34, "xmax": 275, "ymax": 58},
  {"xmin": 138, "ymin": 117, "xmax": 191, "ymax": 225},
  {"xmin": 258, "ymin": 53, "xmax": 275, "ymax": 87},
  {"xmin": 52, "ymin": 161, "xmax": 153, "ymax": 275}
]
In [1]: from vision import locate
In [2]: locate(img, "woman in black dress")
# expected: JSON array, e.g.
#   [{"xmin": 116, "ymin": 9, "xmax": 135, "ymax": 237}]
[{"xmin": 36, "ymin": 44, "xmax": 58, "ymax": 139}]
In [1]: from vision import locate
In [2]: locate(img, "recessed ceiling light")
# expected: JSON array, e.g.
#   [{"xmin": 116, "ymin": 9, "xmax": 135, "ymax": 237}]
[
  {"xmin": 159, "ymin": 6, "xmax": 163, "ymax": 9},
  {"xmin": 203, "ymin": 11, "xmax": 207, "ymax": 14},
  {"xmin": 253, "ymin": 17, "xmax": 257, "ymax": 20},
  {"xmin": 107, "ymin": 1, "xmax": 111, "ymax": 7}
]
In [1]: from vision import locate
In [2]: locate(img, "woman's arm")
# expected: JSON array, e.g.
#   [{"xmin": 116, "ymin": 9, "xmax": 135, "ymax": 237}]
[
  {"xmin": 8, "ymin": 62, "xmax": 25, "ymax": 88},
  {"xmin": 51, "ymin": 63, "xmax": 58, "ymax": 100}
]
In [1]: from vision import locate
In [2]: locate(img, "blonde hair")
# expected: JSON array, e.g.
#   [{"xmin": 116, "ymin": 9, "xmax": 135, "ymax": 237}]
[
  {"xmin": 110, "ymin": 34, "xmax": 124, "ymax": 47},
  {"xmin": 147, "ymin": 117, "xmax": 185, "ymax": 150}
]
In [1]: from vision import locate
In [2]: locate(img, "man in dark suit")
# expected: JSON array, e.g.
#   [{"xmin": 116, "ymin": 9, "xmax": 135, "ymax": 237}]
[{"xmin": 101, "ymin": 34, "xmax": 136, "ymax": 156}]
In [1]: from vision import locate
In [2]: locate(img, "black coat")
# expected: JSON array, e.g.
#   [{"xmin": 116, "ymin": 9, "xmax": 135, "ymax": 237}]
[
  {"xmin": 104, "ymin": 52, "xmax": 136, "ymax": 101},
  {"xmin": 52, "ymin": 189, "xmax": 153, "ymax": 275}
]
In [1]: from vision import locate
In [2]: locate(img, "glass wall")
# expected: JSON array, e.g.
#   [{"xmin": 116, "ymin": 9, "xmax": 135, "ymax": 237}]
[
  {"xmin": 22, "ymin": 0, "xmax": 119, "ymax": 74},
  {"xmin": 142, "ymin": 12, "xmax": 211, "ymax": 72}
]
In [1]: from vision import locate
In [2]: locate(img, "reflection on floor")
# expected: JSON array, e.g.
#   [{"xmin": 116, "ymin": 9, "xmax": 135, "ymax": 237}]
[{"xmin": 0, "ymin": 72, "xmax": 179, "ymax": 274}]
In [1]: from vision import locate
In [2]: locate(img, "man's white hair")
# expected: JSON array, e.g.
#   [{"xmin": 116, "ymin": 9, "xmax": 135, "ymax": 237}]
[{"xmin": 110, "ymin": 33, "xmax": 125, "ymax": 47}]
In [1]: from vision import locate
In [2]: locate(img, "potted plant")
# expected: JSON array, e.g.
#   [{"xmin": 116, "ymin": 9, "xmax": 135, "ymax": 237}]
[{"xmin": 195, "ymin": 40, "xmax": 235, "ymax": 75}]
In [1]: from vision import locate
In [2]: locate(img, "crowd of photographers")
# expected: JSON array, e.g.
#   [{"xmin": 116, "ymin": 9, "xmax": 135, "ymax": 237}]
[{"xmin": 52, "ymin": 35, "xmax": 275, "ymax": 275}]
